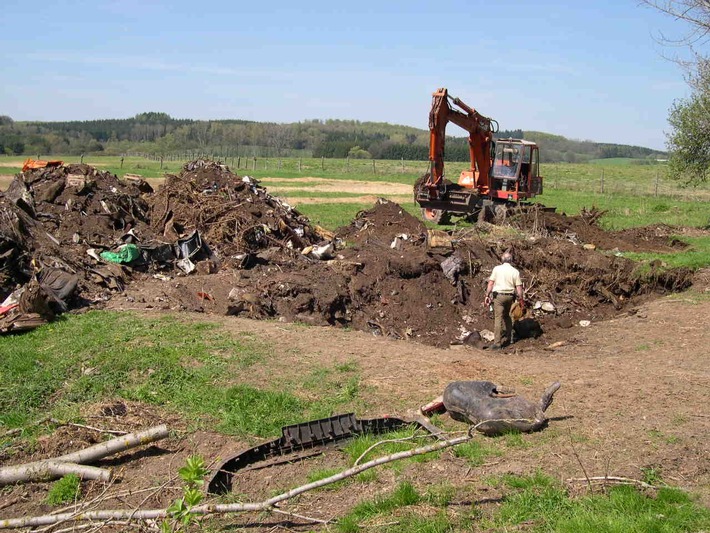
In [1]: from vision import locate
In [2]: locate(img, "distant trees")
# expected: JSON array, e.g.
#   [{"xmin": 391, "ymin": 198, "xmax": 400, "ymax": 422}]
[
  {"xmin": 641, "ymin": 0, "xmax": 710, "ymax": 183},
  {"xmin": 0, "ymin": 112, "xmax": 665, "ymax": 163}
]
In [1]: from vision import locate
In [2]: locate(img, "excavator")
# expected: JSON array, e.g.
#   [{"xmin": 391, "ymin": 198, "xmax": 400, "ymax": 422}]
[{"xmin": 414, "ymin": 88, "xmax": 545, "ymax": 224}]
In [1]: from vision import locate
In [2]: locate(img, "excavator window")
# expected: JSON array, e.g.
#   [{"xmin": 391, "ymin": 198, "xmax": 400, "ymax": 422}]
[{"xmin": 492, "ymin": 143, "xmax": 520, "ymax": 180}]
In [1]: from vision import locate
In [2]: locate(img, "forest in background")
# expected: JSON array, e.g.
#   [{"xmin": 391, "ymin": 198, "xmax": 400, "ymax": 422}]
[{"xmin": 0, "ymin": 112, "xmax": 666, "ymax": 164}]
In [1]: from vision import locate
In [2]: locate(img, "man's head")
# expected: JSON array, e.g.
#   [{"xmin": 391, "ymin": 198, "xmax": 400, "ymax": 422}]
[{"xmin": 501, "ymin": 252, "xmax": 513, "ymax": 263}]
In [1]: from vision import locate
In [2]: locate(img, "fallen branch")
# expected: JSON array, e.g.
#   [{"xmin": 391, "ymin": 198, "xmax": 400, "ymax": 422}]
[
  {"xmin": 48, "ymin": 418, "xmax": 128, "ymax": 436},
  {"xmin": 566, "ymin": 476, "xmax": 657, "ymax": 490},
  {"xmin": 0, "ymin": 425, "xmax": 168, "ymax": 487},
  {"xmin": 0, "ymin": 431, "xmax": 473, "ymax": 529},
  {"xmin": 55, "ymin": 424, "xmax": 168, "ymax": 464},
  {"xmin": 0, "ymin": 460, "xmax": 111, "ymax": 485}
]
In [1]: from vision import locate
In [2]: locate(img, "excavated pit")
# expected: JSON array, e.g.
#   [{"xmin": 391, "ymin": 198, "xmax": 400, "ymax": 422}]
[{"xmin": 0, "ymin": 161, "xmax": 696, "ymax": 346}]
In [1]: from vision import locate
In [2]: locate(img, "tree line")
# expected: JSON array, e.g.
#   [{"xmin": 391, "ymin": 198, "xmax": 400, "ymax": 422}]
[{"xmin": 0, "ymin": 113, "xmax": 664, "ymax": 164}]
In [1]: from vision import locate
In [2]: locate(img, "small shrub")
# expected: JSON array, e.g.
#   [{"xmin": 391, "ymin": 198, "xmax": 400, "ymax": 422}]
[{"xmin": 47, "ymin": 474, "xmax": 81, "ymax": 505}]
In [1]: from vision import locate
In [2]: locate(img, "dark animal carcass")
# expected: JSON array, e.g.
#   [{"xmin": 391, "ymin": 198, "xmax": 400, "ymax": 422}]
[{"xmin": 443, "ymin": 380, "xmax": 560, "ymax": 436}]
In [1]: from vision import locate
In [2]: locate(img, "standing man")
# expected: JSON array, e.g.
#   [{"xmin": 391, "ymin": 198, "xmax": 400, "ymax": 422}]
[{"xmin": 484, "ymin": 251, "xmax": 524, "ymax": 350}]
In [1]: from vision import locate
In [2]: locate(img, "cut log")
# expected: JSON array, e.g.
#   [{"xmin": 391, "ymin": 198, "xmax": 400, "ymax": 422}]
[
  {"xmin": 0, "ymin": 425, "xmax": 168, "ymax": 486},
  {"xmin": 0, "ymin": 460, "xmax": 111, "ymax": 485}
]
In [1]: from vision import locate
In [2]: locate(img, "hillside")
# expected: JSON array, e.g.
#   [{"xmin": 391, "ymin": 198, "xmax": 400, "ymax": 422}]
[{"xmin": 0, "ymin": 113, "xmax": 665, "ymax": 164}]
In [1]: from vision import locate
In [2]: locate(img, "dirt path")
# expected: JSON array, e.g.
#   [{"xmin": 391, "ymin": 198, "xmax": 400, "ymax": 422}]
[{"xmin": 260, "ymin": 176, "xmax": 413, "ymax": 204}]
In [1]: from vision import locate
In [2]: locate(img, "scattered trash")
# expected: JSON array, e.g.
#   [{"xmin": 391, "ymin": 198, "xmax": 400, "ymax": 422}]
[
  {"xmin": 579, "ymin": 320, "xmax": 591, "ymax": 327},
  {"xmin": 176, "ymin": 258, "xmax": 196, "ymax": 274},
  {"xmin": 207, "ymin": 413, "xmax": 437, "ymax": 494},
  {"xmin": 310, "ymin": 243, "xmax": 334, "ymax": 260},
  {"xmin": 100, "ymin": 244, "xmax": 141, "ymax": 264}
]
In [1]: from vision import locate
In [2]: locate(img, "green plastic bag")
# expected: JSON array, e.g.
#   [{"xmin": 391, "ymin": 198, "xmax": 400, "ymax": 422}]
[{"xmin": 100, "ymin": 244, "xmax": 141, "ymax": 264}]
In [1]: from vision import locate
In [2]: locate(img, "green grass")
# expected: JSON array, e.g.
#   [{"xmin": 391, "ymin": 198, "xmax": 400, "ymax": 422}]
[
  {"xmin": 297, "ymin": 202, "xmax": 375, "ymax": 229},
  {"xmin": 539, "ymin": 189, "xmax": 710, "ymax": 230},
  {"xmin": 452, "ymin": 439, "xmax": 501, "ymax": 466},
  {"xmin": 46, "ymin": 474, "xmax": 81, "ymax": 505},
  {"xmin": 337, "ymin": 481, "xmax": 421, "ymax": 532},
  {"xmin": 588, "ymin": 157, "xmax": 654, "ymax": 165},
  {"xmin": 0, "ymin": 311, "xmax": 366, "ymax": 438},
  {"xmin": 342, "ymin": 428, "xmax": 440, "ymax": 467},
  {"xmin": 624, "ymin": 235, "xmax": 710, "ymax": 270},
  {"xmin": 486, "ymin": 472, "xmax": 710, "ymax": 532}
]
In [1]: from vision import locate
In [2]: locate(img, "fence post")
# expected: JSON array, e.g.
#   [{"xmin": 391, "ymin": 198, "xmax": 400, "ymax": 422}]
[
  {"xmin": 253, "ymin": 157, "xmax": 257, "ymax": 171},
  {"xmin": 347, "ymin": 156, "xmax": 350, "ymax": 172},
  {"xmin": 237, "ymin": 156, "xmax": 241, "ymax": 169},
  {"xmin": 401, "ymin": 157, "xmax": 404, "ymax": 172},
  {"xmin": 372, "ymin": 159, "xmax": 376, "ymax": 174},
  {"xmin": 321, "ymin": 156, "xmax": 325, "ymax": 171},
  {"xmin": 160, "ymin": 157, "xmax": 164, "ymax": 169},
  {"xmin": 265, "ymin": 159, "xmax": 268, "ymax": 170},
  {"xmin": 600, "ymin": 169, "xmax": 604, "ymax": 194},
  {"xmin": 299, "ymin": 158, "xmax": 302, "ymax": 172}
]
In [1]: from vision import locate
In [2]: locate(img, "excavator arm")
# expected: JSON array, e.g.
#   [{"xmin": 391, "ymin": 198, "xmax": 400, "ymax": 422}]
[{"xmin": 425, "ymin": 88, "xmax": 497, "ymax": 199}]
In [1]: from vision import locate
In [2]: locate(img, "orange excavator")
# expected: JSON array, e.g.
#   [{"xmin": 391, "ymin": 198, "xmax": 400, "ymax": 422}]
[{"xmin": 414, "ymin": 88, "xmax": 545, "ymax": 224}]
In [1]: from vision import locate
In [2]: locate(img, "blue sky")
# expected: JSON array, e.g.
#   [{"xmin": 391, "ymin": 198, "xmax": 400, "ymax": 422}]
[{"xmin": 0, "ymin": 0, "xmax": 698, "ymax": 149}]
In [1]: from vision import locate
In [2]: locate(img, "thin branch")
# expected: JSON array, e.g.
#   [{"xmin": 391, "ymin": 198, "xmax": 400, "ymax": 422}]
[
  {"xmin": 270, "ymin": 507, "xmax": 331, "ymax": 525},
  {"xmin": 48, "ymin": 418, "xmax": 128, "ymax": 436},
  {"xmin": 566, "ymin": 476, "xmax": 657, "ymax": 490}
]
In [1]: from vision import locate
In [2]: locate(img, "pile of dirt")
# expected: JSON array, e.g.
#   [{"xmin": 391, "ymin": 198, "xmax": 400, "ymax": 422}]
[
  {"xmin": 0, "ymin": 160, "xmax": 698, "ymax": 347},
  {"xmin": 113, "ymin": 198, "xmax": 693, "ymax": 349},
  {"xmin": 510, "ymin": 206, "xmax": 686, "ymax": 253},
  {"xmin": 148, "ymin": 160, "xmax": 323, "ymax": 266}
]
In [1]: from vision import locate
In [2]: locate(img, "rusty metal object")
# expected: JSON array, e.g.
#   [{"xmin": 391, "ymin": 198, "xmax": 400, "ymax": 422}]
[{"xmin": 207, "ymin": 413, "xmax": 435, "ymax": 494}]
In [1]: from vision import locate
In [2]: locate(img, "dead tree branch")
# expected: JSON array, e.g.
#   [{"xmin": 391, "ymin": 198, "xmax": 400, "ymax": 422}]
[
  {"xmin": 0, "ymin": 425, "xmax": 168, "ymax": 487},
  {"xmin": 0, "ymin": 431, "xmax": 472, "ymax": 529},
  {"xmin": 566, "ymin": 476, "xmax": 658, "ymax": 490}
]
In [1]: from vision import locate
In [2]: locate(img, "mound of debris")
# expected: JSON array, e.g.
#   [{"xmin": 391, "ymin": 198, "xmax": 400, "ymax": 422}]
[
  {"xmin": 149, "ymin": 160, "xmax": 323, "ymax": 268},
  {"xmin": 0, "ymin": 160, "xmax": 325, "ymax": 332},
  {"xmin": 0, "ymin": 161, "xmax": 697, "ymax": 346}
]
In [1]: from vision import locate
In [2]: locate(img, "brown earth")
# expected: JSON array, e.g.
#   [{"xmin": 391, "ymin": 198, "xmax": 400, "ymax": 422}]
[{"xmin": 1, "ymin": 161, "xmax": 708, "ymax": 529}]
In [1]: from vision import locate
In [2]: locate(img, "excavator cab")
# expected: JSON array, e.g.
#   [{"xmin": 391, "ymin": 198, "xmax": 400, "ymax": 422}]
[{"xmin": 488, "ymin": 139, "xmax": 542, "ymax": 201}]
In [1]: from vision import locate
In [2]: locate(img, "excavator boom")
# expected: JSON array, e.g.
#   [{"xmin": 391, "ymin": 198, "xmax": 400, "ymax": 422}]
[{"xmin": 426, "ymin": 88, "xmax": 496, "ymax": 198}]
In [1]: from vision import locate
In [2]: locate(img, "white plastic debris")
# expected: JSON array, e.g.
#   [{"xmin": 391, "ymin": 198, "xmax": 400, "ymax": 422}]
[
  {"xmin": 541, "ymin": 302, "xmax": 556, "ymax": 313},
  {"xmin": 176, "ymin": 258, "xmax": 196, "ymax": 274},
  {"xmin": 579, "ymin": 320, "xmax": 591, "ymax": 327},
  {"xmin": 480, "ymin": 329, "xmax": 495, "ymax": 342},
  {"xmin": 311, "ymin": 243, "xmax": 334, "ymax": 260},
  {"xmin": 86, "ymin": 248, "xmax": 102, "ymax": 261}
]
